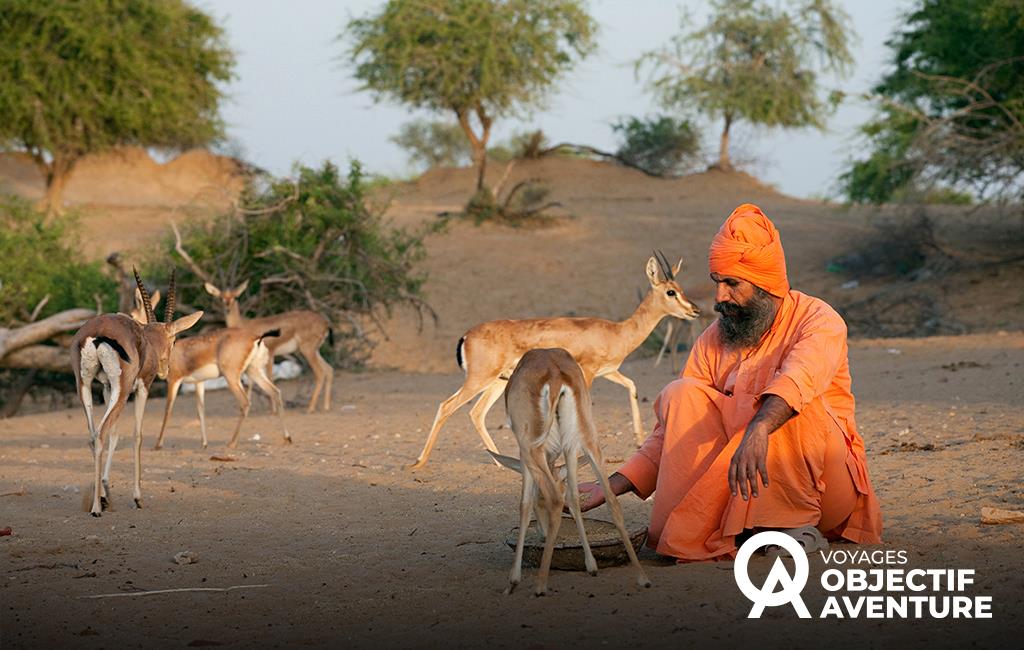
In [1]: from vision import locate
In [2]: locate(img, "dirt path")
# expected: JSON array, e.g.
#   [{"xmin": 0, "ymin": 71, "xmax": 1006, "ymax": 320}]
[{"xmin": 2, "ymin": 333, "xmax": 1022, "ymax": 647}]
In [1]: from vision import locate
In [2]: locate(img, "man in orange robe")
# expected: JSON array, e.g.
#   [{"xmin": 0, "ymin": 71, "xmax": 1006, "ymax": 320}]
[{"xmin": 581, "ymin": 203, "xmax": 882, "ymax": 560}]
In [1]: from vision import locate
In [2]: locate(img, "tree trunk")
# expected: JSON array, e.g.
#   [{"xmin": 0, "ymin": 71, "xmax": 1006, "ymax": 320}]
[
  {"xmin": 35, "ymin": 155, "xmax": 76, "ymax": 215},
  {"xmin": 0, "ymin": 345, "xmax": 71, "ymax": 372},
  {"xmin": 718, "ymin": 114, "xmax": 733, "ymax": 171},
  {"xmin": 0, "ymin": 308, "xmax": 95, "ymax": 361}
]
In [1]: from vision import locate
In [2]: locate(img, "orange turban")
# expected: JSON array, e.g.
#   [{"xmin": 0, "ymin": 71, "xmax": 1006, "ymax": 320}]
[{"xmin": 708, "ymin": 203, "xmax": 789, "ymax": 297}]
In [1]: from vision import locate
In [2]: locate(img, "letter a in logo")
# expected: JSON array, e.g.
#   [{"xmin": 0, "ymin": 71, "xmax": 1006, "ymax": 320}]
[{"xmin": 734, "ymin": 531, "xmax": 811, "ymax": 618}]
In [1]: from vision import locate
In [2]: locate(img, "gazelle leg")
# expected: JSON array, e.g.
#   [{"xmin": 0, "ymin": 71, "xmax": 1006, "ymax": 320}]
[
  {"xmin": 531, "ymin": 454, "xmax": 564, "ymax": 597},
  {"xmin": 655, "ymin": 320, "xmax": 674, "ymax": 367},
  {"xmin": 248, "ymin": 366, "xmax": 290, "ymax": 444},
  {"xmin": 303, "ymin": 346, "xmax": 326, "ymax": 414},
  {"xmin": 601, "ymin": 369, "xmax": 645, "ymax": 447},
  {"xmin": 507, "ymin": 468, "xmax": 535, "ymax": 595},
  {"xmin": 93, "ymin": 385, "xmax": 127, "ymax": 516},
  {"xmin": 410, "ymin": 378, "xmax": 493, "ymax": 469},
  {"xmin": 154, "ymin": 378, "xmax": 183, "ymax": 450},
  {"xmin": 564, "ymin": 448, "xmax": 598, "ymax": 576},
  {"xmin": 223, "ymin": 370, "xmax": 251, "ymax": 449},
  {"xmin": 585, "ymin": 445, "xmax": 650, "ymax": 588},
  {"xmin": 194, "ymin": 382, "xmax": 208, "ymax": 448},
  {"xmin": 468, "ymin": 380, "xmax": 506, "ymax": 459},
  {"xmin": 102, "ymin": 423, "xmax": 119, "ymax": 502},
  {"xmin": 132, "ymin": 385, "xmax": 147, "ymax": 508}
]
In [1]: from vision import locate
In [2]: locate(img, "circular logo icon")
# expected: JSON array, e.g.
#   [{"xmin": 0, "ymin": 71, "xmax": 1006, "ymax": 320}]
[{"xmin": 734, "ymin": 531, "xmax": 812, "ymax": 618}]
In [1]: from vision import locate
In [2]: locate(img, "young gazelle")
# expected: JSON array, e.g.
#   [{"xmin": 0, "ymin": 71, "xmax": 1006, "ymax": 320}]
[
  {"xmin": 70, "ymin": 270, "xmax": 202, "ymax": 516},
  {"xmin": 412, "ymin": 253, "xmax": 700, "ymax": 468},
  {"xmin": 153, "ymin": 327, "xmax": 290, "ymax": 450},
  {"xmin": 203, "ymin": 280, "xmax": 332, "ymax": 413},
  {"xmin": 492, "ymin": 348, "xmax": 650, "ymax": 595}
]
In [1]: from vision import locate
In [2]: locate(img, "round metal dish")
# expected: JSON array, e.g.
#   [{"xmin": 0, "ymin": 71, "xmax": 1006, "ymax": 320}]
[{"xmin": 505, "ymin": 516, "xmax": 648, "ymax": 571}]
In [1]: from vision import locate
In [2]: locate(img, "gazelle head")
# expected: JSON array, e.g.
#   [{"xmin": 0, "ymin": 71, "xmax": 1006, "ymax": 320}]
[
  {"xmin": 129, "ymin": 288, "xmax": 160, "ymax": 325},
  {"xmin": 203, "ymin": 279, "xmax": 248, "ymax": 317},
  {"xmin": 133, "ymin": 268, "xmax": 203, "ymax": 379},
  {"xmin": 646, "ymin": 252, "xmax": 701, "ymax": 321}
]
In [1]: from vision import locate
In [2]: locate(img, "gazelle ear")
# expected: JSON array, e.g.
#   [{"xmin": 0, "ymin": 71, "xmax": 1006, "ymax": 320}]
[
  {"xmin": 487, "ymin": 451, "xmax": 523, "ymax": 474},
  {"xmin": 203, "ymin": 283, "xmax": 221, "ymax": 298},
  {"xmin": 645, "ymin": 256, "xmax": 661, "ymax": 286},
  {"xmin": 672, "ymin": 258, "xmax": 683, "ymax": 278},
  {"xmin": 150, "ymin": 289, "xmax": 161, "ymax": 308},
  {"xmin": 235, "ymin": 279, "xmax": 249, "ymax": 295},
  {"xmin": 169, "ymin": 311, "xmax": 204, "ymax": 336}
]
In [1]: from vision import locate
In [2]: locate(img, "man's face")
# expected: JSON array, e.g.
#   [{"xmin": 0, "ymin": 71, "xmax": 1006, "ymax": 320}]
[{"xmin": 711, "ymin": 273, "xmax": 778, "ymax": 349}]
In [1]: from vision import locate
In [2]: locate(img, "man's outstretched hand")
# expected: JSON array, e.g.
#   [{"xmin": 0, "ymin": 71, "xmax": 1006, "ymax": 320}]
[{"xmin": 571, "ymin": 473, "xmax": 635, "ymax": 513}]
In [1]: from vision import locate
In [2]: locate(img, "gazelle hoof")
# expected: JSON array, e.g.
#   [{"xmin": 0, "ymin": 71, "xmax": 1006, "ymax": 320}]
[
  {"xmin": 90, "ymin": 510, "xmax": 102, "ymax": 518},
  {"xmin": 533, "ymin": 588, "xmax": 548, "ymax": 597},
  {"xmin": 134, "ymin": 498, "xmax": 143, "ymax": 509}
]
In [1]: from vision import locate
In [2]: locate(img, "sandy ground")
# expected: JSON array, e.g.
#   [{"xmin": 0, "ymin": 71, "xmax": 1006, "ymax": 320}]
[
  {"xmin": 2, "ymin": 155, "xmax": 1023, "ymax": 646},
  {"xmin": 2, "ymin": 333, "xmax": 1022, "ymax": 647}
]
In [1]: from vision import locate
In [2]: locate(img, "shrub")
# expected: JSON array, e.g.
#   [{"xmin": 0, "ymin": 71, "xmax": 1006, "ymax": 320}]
[
  {"xmin": 149, "ymin": 161, "xmax": 434, "ymax": 365},
  {"xmin": 0, "ymin": 195, "xmax": 117, "ymax": 325},
  {"xmin": 612, "ymin": 115, "xmax": 702, "ymax": 177}
]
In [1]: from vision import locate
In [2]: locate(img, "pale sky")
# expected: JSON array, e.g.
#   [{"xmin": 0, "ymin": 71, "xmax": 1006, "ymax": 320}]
[{"xmin": 197, "ymin": 0, "xmax": 909, "ymax": 199}]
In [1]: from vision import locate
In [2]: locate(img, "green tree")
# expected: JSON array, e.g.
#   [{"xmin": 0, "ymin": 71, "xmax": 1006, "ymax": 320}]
[
  {"xmin": 391, "ymin": 119, "xmax": 471, "ymax": 169},
  {"xmin": 641, "ymin": 0, "xmax": 853, "ymax": 170},
  {"xmin": 612, "ymin": 115, "xmax": 702, "ymax": 177},
  {"xmin": 344, "ymin": 0, "xmax": 596, "ymax": 210},
  {"xmin": 840, "ymin": 0, "xmax": 1024, "ymax": 204},
  {"xmin": 0, "ymin": 0, "xmax": 235, "ymax": 212}
]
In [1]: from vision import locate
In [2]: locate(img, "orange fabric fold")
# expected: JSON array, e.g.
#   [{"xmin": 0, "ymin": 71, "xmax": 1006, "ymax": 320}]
[{"xmin": 708, "ymin": 203, "xmax": 789, "ymax": 297}]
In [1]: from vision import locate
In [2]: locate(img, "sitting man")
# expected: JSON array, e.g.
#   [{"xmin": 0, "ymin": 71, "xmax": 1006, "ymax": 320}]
[{"xmin": 580, "ymin": 203, "xmax": 882, "ymax": 560}]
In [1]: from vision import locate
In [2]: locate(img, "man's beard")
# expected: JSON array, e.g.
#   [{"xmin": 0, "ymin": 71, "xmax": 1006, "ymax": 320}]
[{"xmin": 715, "ymin": 287, "xmax": 777, "ymax": 350}]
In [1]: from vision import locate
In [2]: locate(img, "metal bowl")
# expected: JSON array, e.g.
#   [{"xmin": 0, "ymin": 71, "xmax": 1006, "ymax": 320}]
[{"xmin": 505, "ymin": 516, "xmax": 648, "ymax": 571}]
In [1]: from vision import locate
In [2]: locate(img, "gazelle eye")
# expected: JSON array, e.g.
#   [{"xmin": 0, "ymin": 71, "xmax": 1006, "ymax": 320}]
[{"xmin": 667, "ymin": 290, "xmax": 677, "ymax": 297}]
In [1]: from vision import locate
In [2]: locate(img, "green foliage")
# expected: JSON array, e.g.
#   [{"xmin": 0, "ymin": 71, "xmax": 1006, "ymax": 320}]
[
  {"xmin": 391, "ymin": 120, "xmax": 471, "ymax": 169},
  {"xmin": 840, "ymin": 0, "xmax": 1024, "ymax": 204},
  {"xmin": 0, "ymin": 0, "xmax": 235, "ymax": 206},
  {"xmin": 612, "ymin": 115, "xmax": 702, "ymax": 177},
  {"xmin": 344, "ymin": 0, "xmax": 595, "ymax": 196},
  {"xmin": 0, "ymin": 195, "xmax": 116, "ymax": 324},
  {"xmin": 151, "ymin": 162, "xmax": 433, "ymax": 365},
  {"xmin": 641, "ymin": 0, "xmax": 853, "ymax": 166},
  {"xmin": 488, "ymin": 129, "xmax": 551, "ymax": 162},
  {"xmin": 345, "ymin": 0, "xmax": 596, "ymax": 118}
]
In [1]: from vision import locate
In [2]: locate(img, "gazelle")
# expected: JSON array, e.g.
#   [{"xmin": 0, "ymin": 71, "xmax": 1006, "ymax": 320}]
[
  {"xmin": 491, "ymin": 348, "xmax": 650, "ymax": 595},
  {"xmin": 153, "ymin": 326, "xmax": 290, "ymax": 449},
  {"xmin": 127, "ymin": 290, "xmax": 292, "ymax": 450},
  {"xmin": 411, "ymin": 253, "xmax": 700, "ymax": 469},
  {"xmin": 70, "ymin": 269, "xmax": 202, "ymax": 516},
  {"xmin": 170, "ymin": 224, "xmax": 333, "ymax": 412},
  {"xmin": 203, "ymin": 280, "xmax": 332, "ymax": 413}
]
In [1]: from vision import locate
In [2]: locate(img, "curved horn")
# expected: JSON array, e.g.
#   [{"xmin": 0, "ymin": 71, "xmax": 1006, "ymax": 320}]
[
  {"xmin": 654, "ymin": 250, "xmax": 675, "ymax": 281},
  {"xmin": 164, "ymin": 268, "xmax": 177, "ymax": 323},
  {"xmin": 132, "ymin": 267, "xmax": 155, "ymax": 324}
]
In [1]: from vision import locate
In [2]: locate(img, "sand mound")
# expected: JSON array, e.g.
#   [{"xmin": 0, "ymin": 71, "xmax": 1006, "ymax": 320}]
[{"xmin": 0, "ymin": 146, "xmax": 246, "ymax": 208}]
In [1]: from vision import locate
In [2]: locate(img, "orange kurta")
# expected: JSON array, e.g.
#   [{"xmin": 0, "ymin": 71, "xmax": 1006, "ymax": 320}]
[{"xmin": 619, "ymin": 290, "xmax": 882, "ymax": 560}]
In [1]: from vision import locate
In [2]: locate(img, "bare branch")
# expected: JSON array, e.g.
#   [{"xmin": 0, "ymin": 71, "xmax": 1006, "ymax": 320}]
[{"xmin": 170, "ymin": 221, "xmax": 216, "ymax": 285}]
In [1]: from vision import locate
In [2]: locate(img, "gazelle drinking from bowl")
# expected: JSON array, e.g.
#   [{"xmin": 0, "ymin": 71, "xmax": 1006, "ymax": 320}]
[
  {"xmin": 492, "ymin": 348, "xmax": 650, "ymax": 595},
  {"xmin": 411, "ymin": 253, "xmax": 700, "ymax": 468}
]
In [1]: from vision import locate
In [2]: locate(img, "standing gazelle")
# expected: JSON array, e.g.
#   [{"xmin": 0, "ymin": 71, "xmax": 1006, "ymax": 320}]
[
  {"xmin": 204, "ymin": 280, "xmax": 333, "ymax": 413},
  {"xmin": 70, "ymin": 270, "xmax": 202, "ymax": 516},
  {"xmin": 492, "ymin": 348, "xmax": 650, "ymax": 595},
  {"xmin": 411, "ymin": 253, "xmax": 700, "ymax": 468},
  {"xmin": 153, "ymin": 327, "xmax": 290, "ymax": 450}
]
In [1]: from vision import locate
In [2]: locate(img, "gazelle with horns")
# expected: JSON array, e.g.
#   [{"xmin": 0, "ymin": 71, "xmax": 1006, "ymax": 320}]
[
  {"xmin": 411, "ymin": 252, "xmax": 700, "ymax": 468},
  {"xmin": 70, "ymin": 270, "xmax": 203, "ymax": 516},
  {"xmin": 170, "ymin": 222, "xmax": 333, "ymax": 413},
  {"xmin": 127, "ymin": 290, "xmax": 291, "ymax": 450}
]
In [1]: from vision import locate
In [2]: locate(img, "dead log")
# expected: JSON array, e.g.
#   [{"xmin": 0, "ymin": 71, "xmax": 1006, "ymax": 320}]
[
  {"xmin": 0, "ymin": 308, "xmax": 94, "ymax": 361},
  {"xmin": 0, "ymin": 345, "xmax": 71, "ymax": 372}
]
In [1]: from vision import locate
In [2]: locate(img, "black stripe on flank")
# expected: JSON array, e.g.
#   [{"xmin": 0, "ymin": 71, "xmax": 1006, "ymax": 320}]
[
  {"xmin": 259, "ymin": 329, "xmax": 282, "ymax": 341},
  {"xmin": 455, "ymin": 336, "xmax": 466, "ymax": 369},
  {"xmin": 92, "ymin": 336, "xmax": 131, "ymax": 363}
]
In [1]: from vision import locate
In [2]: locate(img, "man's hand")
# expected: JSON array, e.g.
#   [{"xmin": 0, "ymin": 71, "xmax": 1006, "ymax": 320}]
[
  {"xmin": 576, "ymin": 481, "xmax": 606, "ymax": 512},
  {"xmin": 570, "ymin": 473, "xmax": 635, "ymax": 513},
  {"xmin": 728, "ymin": 429, "xmax": 769, "ymax": 500}
]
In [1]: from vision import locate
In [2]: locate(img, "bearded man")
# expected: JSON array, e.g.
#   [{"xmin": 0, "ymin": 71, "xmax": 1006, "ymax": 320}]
[{"xmin": 579, "ymin": 203, "xmax": 882, "ymax": 560}]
